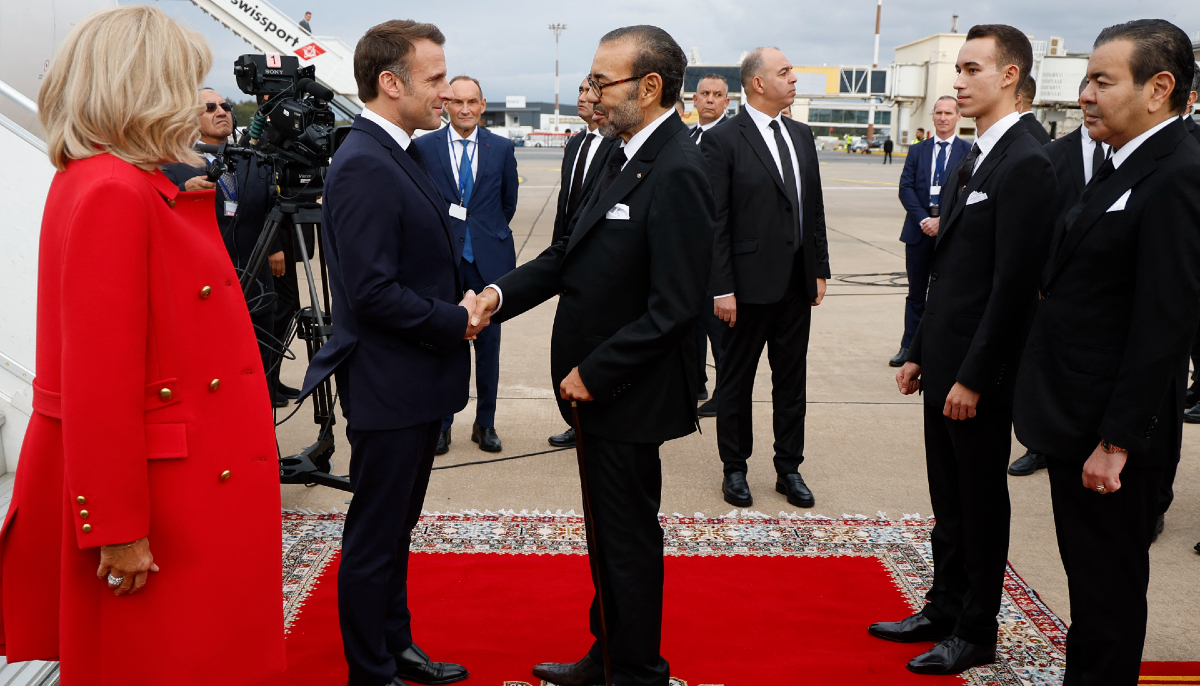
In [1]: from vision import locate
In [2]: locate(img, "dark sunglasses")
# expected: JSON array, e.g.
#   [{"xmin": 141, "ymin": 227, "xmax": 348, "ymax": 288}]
[{"xmin": 204, "ymin": 102, "xmax": 233, "ymax": 113}]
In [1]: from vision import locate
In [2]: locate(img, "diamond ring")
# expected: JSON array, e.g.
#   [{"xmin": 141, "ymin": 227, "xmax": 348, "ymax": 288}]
[
  {"xmin": 1095, "ymin": 485, "xmax": 1106, "ymax": 494},
  {"xmin": 107, "ymin": 573, "xmax": 124, "ymax": 588}
]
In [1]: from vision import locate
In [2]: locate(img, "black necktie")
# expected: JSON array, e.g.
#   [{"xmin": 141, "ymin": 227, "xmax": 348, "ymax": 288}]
[
  {"xmin": 769, "ymin": 120, "xmax": 801, "ymax": 251},
  {"xmin": 1090, "ymin": 140, "xmax": 1108, "ymax": 179},
  {"xmin": 1063, "ymin": 157, "xmax": 1116, "ymax": 232},
  {"xmin": 956, "ymin": 142, "xmax": 982, "ymax": 191},
  {"xmin": 598, "ymin": 146, "xmax": 626, "ymax": 195},
  {"xmin": 690, "ymin": 126, "xmax": 703, "ymax": 142},
  {"xmin": 567, "ymin": 133, "xmax": 595, "ymax": 220},
  {"xmin": 405, "ymin": 142, "xmax": 429, "ymax": 176}
]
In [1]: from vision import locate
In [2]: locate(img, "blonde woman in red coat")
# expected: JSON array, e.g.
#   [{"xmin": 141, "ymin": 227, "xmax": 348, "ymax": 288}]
[{"xmin": 0, "ymin": 7, "xmax": 285, "ymax": 684}]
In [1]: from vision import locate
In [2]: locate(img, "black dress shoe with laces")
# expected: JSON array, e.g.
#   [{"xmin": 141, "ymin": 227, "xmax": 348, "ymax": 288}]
[
  {"xmin": 531, "ymin": 654, "xmax": 605, "ymax": 686},
  {"xmin": 393, "ymin": 643, "xmax": 468, "ymax": 685},
  {"xmin": 868, "ymin": 612, "xmax": 953, "ymax": 643},
  {"xmin": 548, "ymin": 427, "xmax": 576, "ymax": 448},
  {"xmin": 1008, "ymin": 450, "xmax": 1046, "ymax": 476},
  {"xmin": 722, "ymin": 472, "xmax": 753, "ymax": 507},
  {"xmin": 776, "ymin": 473, "xmax": 815, "ymax": 508},
  {"xmin": 697, "ymin": 396, "xmax": 718, "ymax": 418},
  {"xmin": 889, "ymin": 347, "xmax": 909, "ymax": 368},
  {"xmin": 907, "ymin": 636, "xmax": 996, "ymax": 674},
  {"xmin": 435, "ymin": 429, "xmax": 451, "ymax": 455},
  {"xmin": 472, "ymin": 423, "xmax": 502, "ymax": 452}
]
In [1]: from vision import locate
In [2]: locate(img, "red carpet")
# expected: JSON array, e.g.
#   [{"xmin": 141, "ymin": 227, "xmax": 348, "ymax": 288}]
[{"xmin": 1140, "ymin": 662, "xmax": 1200, "ymax": 683}]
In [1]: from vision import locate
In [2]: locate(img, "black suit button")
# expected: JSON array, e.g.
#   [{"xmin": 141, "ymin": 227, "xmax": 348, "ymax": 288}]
[
  {"xmin": 459, "ymin": 237, "xmax": 465, "ymax": 242},
  {"xmin": 930, "ymin": 273, "xmax": 939, "ymax": 281},
  {"xmin": 1042, "ymin": 291, "xmax": 1050, "ymax": 300}
]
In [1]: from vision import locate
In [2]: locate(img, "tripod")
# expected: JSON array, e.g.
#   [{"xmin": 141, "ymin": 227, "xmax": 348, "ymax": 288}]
[{"xmin": 243, "ymin": 196, "xmax": 352, "ymax": 492}]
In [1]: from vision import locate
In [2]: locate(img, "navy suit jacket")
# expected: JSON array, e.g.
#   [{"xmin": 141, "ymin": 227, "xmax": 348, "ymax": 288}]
[
  {"xmin": 415, "ymin": 126, "xmax": 519, "ymax": 283},
  {"xmin": 299, "ymin": 115, "xmax": 469, "ymax": 430},
  {"xmin": 897, "ymin": 136, "xmax": 971, "ymax": 244}
]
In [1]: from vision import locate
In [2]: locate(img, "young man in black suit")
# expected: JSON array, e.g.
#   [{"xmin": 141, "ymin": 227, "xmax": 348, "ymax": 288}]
[
  {"xmin": 546, "ymin": 77, "xmax": 616, "ymax": 450},
  {"xmin": 300, "ymin": 20, "xmax": 487, "ymax": 686},
  {"xmin": 701, "ymin": 47, "xmax": 831, "ymax": 510},
  {"xmin": 472, "ymin": 25, "xmax": 714, "ymax": 685},
  {"xmin": 1015, "ymin": 75, "xmax": 1051, "ymax": 144},
  {"xmin": 1014, "ymin": 21, "xmax": 1200, "ymax": 683},
  {"xmin": 869, "ymin": 25, "xmax": 1059, "ymax": 674}
]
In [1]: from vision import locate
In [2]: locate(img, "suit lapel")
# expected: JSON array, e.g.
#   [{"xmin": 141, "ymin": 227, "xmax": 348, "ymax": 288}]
[
  {"xmin": 738, "ymin": 112, "xmax": 788, "ymax": 197},
  {"xmin": 432, "ymin": 127, "xmax": 459, "ymax": 202},
  {"xmin": 937, "ymin": 126, "xmax": 1024, "ymax": 246},
  {"xmin": 471, "ymin": 128, "xmax": 491, "ymax": 209},
  {"xmin": 357, "ymin": 118, "xmax": 454, "ymax": 249}
]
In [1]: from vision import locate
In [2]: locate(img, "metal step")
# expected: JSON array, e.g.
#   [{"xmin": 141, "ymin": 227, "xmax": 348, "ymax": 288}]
[{"xmin": 0, "ymin": 659, "xmax": 59, "ymax": 686}]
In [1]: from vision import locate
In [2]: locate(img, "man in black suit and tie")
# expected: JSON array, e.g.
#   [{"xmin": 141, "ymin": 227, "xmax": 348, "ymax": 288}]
[
  {"xmin": 299, "ymin": 20, "xmax": 484, "ymax": 686},
  {"xmin": 1016, "ymin": 75, "xmax": 1051, "ymax": 144},
  {"xmin": 690, "ymin": 73, "xmax": 731, "ymax": 418},
  {"xmin": 472, "ymin": 25, "xmax": 714, "ymax": 685},
  {"xmin": 1013, "ymin": 21, "xmax": 1200, "ymax": 683},
  {"xmin": 890, "ymin": 95, "xmax": 969, "ymax": 368},
  {"xmin": 869, "ymin": 25, "xmax": 1059, "ymax": 674},
  {"xmin": 701, "ymin": 47, "xmax": 831, "ymax": 510},
  {"xmin": 546, "ymin": 76, "xmax": 617, "ymax": 449}
]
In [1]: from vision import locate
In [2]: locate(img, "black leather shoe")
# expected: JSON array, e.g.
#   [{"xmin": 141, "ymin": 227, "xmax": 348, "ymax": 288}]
[
  {"xmin": 889, "ymin": 347, "xmax": 908, "ymax": 367},
  {"xmin": 1187, "ymin": 387, "xmax": 1198, "ymax": 409},
  {"xmin": 906, "ymin": 636, "xmax": 996, "ymax": 674},
  {"xmin": 868, "ymin": 612, "xmax": 953, "ymax": 643},
  {"xmin": 723, "ymin": 472, "xmax": 753, "ymax": 507},
  {"xmin": 548, "ymin": 427, "xmax": 576, "ymax": 448},
  {"xmin": 1185, "ymin": 404, "xmax": 1200, "ymax": 424},
  {"xmin": 697, "ymin": 385, "xmax": 709, "ymax": 401},
  {"xmin": 1152, "ymin": 513, "xmax": 1165, "ymax": 543},
  {"xmin": 393, "ymin": 643, "xmax": 467, "ymax": 685},
  {"xmin": 776, "ymin": 473, "xmax": 815, "ymax": 508},
  {"xmin": 435, "ymin": 429, "xmax": 451, "ymax": 455},
  {"xmin": 697, "ymin": 396, "xmax": 718, "ymax": 418},
  {"xmin": 276, "ymin": 382, "xmax": 301, "ymax": 399},
  {"xmin": 472, "ymin": 423, "xmax": 501, "ymax": 452},
  {"xmin": 531, "ymin": 654, "xmax": 604, "ymax": 686},
  {"xmin": 1008, "ymin": 451, "xmax": 1046, "ymax": 476},
  {"xmin": 271, "ymin": 392, "xmax": 290, "ymax": 409}
]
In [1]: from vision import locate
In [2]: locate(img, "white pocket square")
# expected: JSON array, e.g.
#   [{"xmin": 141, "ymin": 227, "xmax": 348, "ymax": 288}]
[
  {"xmin": 1106, "ymin": 189, "xmax": 1131, "ymax": 212},
  {"xmin": 606, "ymin": 203, "xmax": 631, "ymax": 220},
  {"xmin": 966, "ymin": 191, "xmax": 989, "ymax": 205}
]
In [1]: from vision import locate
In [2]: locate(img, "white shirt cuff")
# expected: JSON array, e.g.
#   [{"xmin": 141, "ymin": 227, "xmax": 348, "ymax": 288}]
[
  {"xmin": 713, "ymin": 293, "xmax": 734, "ymax": 300},
  {"xmin": 484, "ymin": 284, "xmax": 503, "ymax": 313}
]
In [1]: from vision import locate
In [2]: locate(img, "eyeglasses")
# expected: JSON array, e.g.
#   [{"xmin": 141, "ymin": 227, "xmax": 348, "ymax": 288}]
[
  {"xmin": 204, "ymin": 102, "xmax": 233, "ymax": 113},
  {"xmin": 587, "ymin": 74, "xmax": 646, "ymax": 97}
]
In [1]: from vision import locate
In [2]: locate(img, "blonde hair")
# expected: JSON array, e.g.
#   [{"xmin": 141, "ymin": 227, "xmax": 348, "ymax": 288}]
[{"xmin": 38, "ymin": 5, "xmax": 212, "ymax": 171}]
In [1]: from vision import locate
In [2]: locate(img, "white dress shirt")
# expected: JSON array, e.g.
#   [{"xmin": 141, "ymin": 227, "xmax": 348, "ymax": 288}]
[
  {"xmin": 743, "ymin": 102, "xmax": 803, "ymax": 202},
  {"xmin": 568, "ymin": 128, "xmax": 604, "ymax": 197},
  {"xmin": 691, "ymin": 114, "xmax": 726, "ymax": 145},
  {"xmin": 1079, "ymin": 123, "xmax": 1110, "ymax": 185},
  {"xmin": 361, "ymin": 106, "xmax": 412, "ymax": 150},
  {"xmin": 927, "ymin": 133, "xmax": 957, "ymax": 199},
  {"xmin": 448, "ymin": 125, "xmax": 479, "ymax": 186},
  {"xmin": 971, "ymin": 110, "xmax": 1023, "ymax": 172},
  {"xmin": 1111, "ymin": 116, "xmax": 1176, "ymax": 170},
  {"xmin": 619, "ymin": 107, "xmax": 676, "ymax": 168}
]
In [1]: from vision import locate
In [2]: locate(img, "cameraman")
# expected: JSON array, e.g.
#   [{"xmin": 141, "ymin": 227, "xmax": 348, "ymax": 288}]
[{"xmin": 163, "ymin": 88, "xmax": 287, "ymax": 405}]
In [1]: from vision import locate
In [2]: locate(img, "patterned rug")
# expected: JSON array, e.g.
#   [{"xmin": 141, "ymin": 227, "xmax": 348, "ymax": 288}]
[{"xmin": 280, "ymin": 509, "xmax": 1069, "ymax": 685}]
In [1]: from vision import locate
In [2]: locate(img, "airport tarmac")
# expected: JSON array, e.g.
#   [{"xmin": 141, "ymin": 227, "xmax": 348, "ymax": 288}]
[{"xmin": 276, "ymin": 144, "xmax": 1199, "ymax": 661}]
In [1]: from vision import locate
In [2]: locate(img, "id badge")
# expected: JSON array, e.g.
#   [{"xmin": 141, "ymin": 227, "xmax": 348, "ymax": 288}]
[
  {"xmin": 224, "ymin": 201, "xmax": 238, "ymax": 217},
  {"xmin": 929, "ymin": 185, "xmax": 942, "ymax": 197},
  {"xmin": 449, "ymin": 204, "xmax": 468, "ymax": 221}
]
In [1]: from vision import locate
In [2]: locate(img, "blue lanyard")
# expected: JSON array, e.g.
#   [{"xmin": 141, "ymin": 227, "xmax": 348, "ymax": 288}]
[
  {"xmin": 451, "ymin": 136, "xmax": 476, "ymax": 202},
  {"xmin": 217, "ymin": 173, "xmax": 238, "ymax": 202}
]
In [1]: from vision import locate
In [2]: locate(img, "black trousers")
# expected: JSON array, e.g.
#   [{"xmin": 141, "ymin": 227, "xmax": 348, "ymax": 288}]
[
  {"xmin": 902, "ymin": 235, "xmax": 935, "ymax": 349},
  {"xmin": 1048, "ymin": 455, "xmax": 1162, "ymax": 686},
  {"xmin": 443, "ymin": 259, "xmax": 501, "ymax": 430},
  {"xmin": 340, "ymin": 420, "xmax": 440, "ymax": 686},
  {"xmin": 920, "ymin": 397, "xmax": 1012, "ymax": 646},
  {"xmin": 580, "ymin": 433, "xmax": 670, "ymax": 686},
  {"xmin": 884, "ymin": 151, "xmax": 893, "ymax": 164},
  {"xmin": 694, "ymin": 306, "xmax": 726, "ymax": 388},
  {"xmin": 715, "ymin": 256, "xmax": 811, "ymax": 476}
]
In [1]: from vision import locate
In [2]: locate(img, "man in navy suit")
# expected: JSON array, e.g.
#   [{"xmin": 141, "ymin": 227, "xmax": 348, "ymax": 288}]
[
  {"xmin": 300, "ymin": 20, "xmax": 485, "ymax": 686},
  {"xmin": 416, "ymin": 75, "xmax": 519, "ymax": 455},
  {"xmin": 891, "ymin": 95, "xmax": 970, "ymax": 367}
]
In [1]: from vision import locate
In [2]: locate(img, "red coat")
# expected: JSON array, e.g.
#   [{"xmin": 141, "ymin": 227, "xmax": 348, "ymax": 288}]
[{"xmin": 0, "ymin": 154, "xmax": 285, "ymax": 685}]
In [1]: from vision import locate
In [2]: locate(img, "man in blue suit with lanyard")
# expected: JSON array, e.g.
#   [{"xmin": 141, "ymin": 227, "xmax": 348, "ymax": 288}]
[
  {"xmin": 415, "ymin": 75, "xmax": 519, "ymax": 454},
  {"xmin": 890, "ymin": 95, "xmax": 970, "ymax": 367}
]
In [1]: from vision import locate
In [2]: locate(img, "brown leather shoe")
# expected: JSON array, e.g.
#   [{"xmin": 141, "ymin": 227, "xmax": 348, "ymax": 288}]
[{"xmin": 531, "ymin": 654, "xmax": 605, "ymax": 686}]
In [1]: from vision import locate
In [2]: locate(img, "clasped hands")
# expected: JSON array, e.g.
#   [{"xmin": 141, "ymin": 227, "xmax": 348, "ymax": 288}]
[
  {"xmin": 894, "ymin": 362, "xmax": 980, "ymax": 420},
  {"xmin": 458, "ymin": 289, "xmax": 494, "ymax": 340}
]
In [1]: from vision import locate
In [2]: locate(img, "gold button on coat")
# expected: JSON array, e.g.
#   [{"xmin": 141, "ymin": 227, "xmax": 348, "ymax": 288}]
[
  {"xmin": 82, "ymin": 524, "xmax": 92, "ymax": 533},
  {"xmin": 80, "ymin": 510, "xmax": 89, "ymax": 519},
  {"xmin": 200, "ymin": 286, "xmax": 212, "ymax": 299},
  {"xmin": 219, "ymin": 470, "xmax": 231, "ymax": 482},
  {"xmin": 76, "ymin": 496, "xmax": 86, "ymax": 505},
  {"xmin": 209, "ymin": 379, "xmax": 220, "ymax": 392},
  {"xmin": 167, "ymin": 199, "xmax": 176, "ymax": 208},
  {"xmin": 159, "ymin": 388, "xmax": 173, "ymax": 401}
]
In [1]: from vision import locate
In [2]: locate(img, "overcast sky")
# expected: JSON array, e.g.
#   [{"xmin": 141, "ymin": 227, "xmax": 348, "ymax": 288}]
[{"xmin": 149, "ymin": 0, "xmax": 1198, "ymax": 105}]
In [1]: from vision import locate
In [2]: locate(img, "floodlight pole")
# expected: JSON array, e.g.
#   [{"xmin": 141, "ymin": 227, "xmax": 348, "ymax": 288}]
[
  {"xmin": 867, "ymin": 0, "xmax": 882, "ymax": 140},
  {"xmin": 549, "ymin": 24, "xmax": 567, "ymax": 132}
]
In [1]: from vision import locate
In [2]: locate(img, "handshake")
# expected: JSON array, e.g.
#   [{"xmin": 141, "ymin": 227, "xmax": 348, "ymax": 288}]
[{"xmin": 458, "ymin": 287, "xmax": 501, "ymax": 341}]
